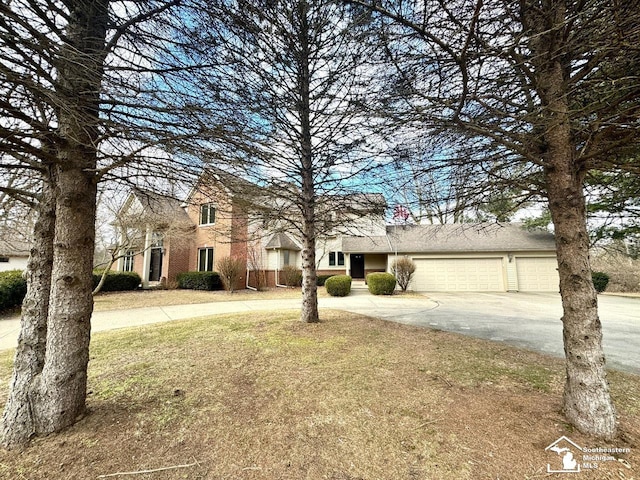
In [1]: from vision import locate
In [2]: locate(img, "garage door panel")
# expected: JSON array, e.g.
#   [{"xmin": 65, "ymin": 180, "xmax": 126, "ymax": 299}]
[
  {"xmin": 516, "ymin": 257, "xmax": 559, "ymax": 292},
  {"xmin": 413, "ymin": 258, "xmax": 505, "ymax": 292}
]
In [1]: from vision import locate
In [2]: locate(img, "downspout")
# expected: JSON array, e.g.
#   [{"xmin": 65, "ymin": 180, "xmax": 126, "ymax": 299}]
[
  {"xmin": 246, "ymin": 266, "xmax": 257, "ymax": 291},
  {"xmin": 275, "ymin": 248, "xmax": 287, "ymax": 288}
]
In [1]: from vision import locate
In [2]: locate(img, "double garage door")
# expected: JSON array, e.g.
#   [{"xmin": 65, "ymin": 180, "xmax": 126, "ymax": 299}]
[
  {"xmin": 412, "ymin": 258, "xmax": 505, "ymax": 292},
  {"xmin": 412, "ymin": 256, "xmax": 559, "ymax": 292}
]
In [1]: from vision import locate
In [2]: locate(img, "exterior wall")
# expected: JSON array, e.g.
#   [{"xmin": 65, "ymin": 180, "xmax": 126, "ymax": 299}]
[
  {"xmin": 0, "ymin": 256, "xmax": 28, "ymax": 272},
  {"xmin": 162, "ymin": 235, "xmax": 193, "ymax": 285},
  {"xmin": 186, "ymin": 184, "xmax": 249, "ymax": 290}
]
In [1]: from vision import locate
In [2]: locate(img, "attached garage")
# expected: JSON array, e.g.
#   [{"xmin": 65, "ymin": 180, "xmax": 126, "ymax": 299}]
[
  {"xmin": 342, "ymin": 223, "xmax": 558, "ymax": 293},
  {"xmin": 412, "ymin": 257, "xmax": 505, "ymax": 292},
  {"xmin": 516, "ymin": 256, "xmax": 559, "ymax": 292}
]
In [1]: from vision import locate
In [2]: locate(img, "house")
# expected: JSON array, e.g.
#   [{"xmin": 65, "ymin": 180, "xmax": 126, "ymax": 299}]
[
  {"xmin": 115, "ymin": 170, "xmax": 559, "ymax": 292},
  {"xmin": 0, "ymin": 239, "xmax": 30, "ymax": 272},
  {"xmin": 114, "ymin": 188, "xmax": 194, "ymax": 288}
]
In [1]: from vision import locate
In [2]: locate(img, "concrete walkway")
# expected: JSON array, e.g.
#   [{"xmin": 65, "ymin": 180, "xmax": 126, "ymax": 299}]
[{"xmin": 0, "ymin": 290, "xmax": 438, "ymax": 352}]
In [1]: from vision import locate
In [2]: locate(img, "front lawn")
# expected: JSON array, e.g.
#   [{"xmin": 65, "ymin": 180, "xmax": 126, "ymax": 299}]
[
  {"xmin": 92, "ymin": 287, "xmax": 314, "ymax": 312},
  {"xmin": 0, "ymin": 311, "xmax": 637, "ymax": 479}
]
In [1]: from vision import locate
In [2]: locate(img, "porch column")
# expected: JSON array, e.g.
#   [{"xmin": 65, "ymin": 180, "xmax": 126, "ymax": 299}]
[
  {"xmin": 116, "ymin": 228, "xmax": 127, "ymax": 271},
  {"xmin": 345, "ymin": 253, "xmax": 351, "ymax": 277},
  {"xmin": 141, "ymin": 225, "xmax": 153, "ymax": 289}
]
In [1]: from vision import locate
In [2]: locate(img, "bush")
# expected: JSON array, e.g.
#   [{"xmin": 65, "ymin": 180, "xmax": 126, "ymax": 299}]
[
  {"xmin": 217, "ymin": 256, "xmax": 245, "ymax": 293},
  {"xmin": 316, "ymin": 274, "xmax": 335, "ymax": 287},
  {"xmin": 391, "ymin": 257, "xmax": 416, "ymax": 292},
  {"xmin": 281, "ymin": 265, "xmax": 302, "ymax": 287},
  {"xmin": 592, "ymin": 271, "xmax": 610, "ymax": 293},
  {"xmin": 0, "ymin": 270, "xmax": 27, "ymax": 311},
  {"xmin": 367, "ymin": 272, "xmax": 397, "ymax": 295},
  {"xmin": 93, "ymin": 271, "xmax": 141, "ymax": 292},
  {"xmin": 325, "ymin": 275, "xmax": 351, "ymax": 297},
  {"xmin": 177, "ymin": 271, "xmax": 222, "ymax": 291}
]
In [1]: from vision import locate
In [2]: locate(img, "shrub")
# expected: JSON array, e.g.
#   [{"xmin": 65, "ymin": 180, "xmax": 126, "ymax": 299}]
[
  {"xmin": 325, "ymin": 275, "xmax": 351, "ymax": 297},
  {"xmin": 316, "ymin": 274, "xmax": 335, "ymax": 287},
  {"xmin": 0, "ymin": 270, "xmax": 27, "ymax": 311},
  {"xmin": 217, "ymin": 256, "xmax": 245, "ymax": 293},
  {"xmin": 367, "ymin": 272, "xmax": 397, "ymax": 295},
  {"xmin": 92, "ymin": 271, "xmax": 141, "ymax": 292},
  {"xmin": 592, "ymin": 271, "xmax": 610, "ymax": 293},
  {"xmin": 177, "ymin": 271, "xmax": 222, "ymax": 291},
  {"xmin": 391, "ymin": 257, "xmax": 416, "ymax": 292},
  {"xmin": 281, "ymin": 265, "xmax": 302, "ymax": 287}
]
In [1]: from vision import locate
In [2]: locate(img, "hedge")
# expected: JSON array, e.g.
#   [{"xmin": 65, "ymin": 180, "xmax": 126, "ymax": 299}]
[
  {"xmin": 0, "ymin": 270, "xmax": 27, "ymax": 311},
  {"xmin": 592, "ymin": 271, "xmax": 610, "ymax": 293},
  {"xmin": 93, "ymin": 271, "xmax": 141, "ymax": 292},
  {"xmin": 367, "ymin": 272, "xmax": 397, "ymax": 295},
  {"xmin": 316, "ymin": 274, "xmax": 336, "ymax": 287},
  {"xmin": 177, "ymin": 271, "xmax": 222, "ymax": 291},
  {"xmin": 325, "ymin": 275, "xmax": 351, "ymax": 297}
]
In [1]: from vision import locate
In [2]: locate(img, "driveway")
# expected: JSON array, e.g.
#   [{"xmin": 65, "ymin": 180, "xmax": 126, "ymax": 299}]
[
  {"xmin": 360, "ymin": 292, "xmax": 640, "ymax": 375},
  {"xmin": 0, "ymin": 291, "xmax": 638, "ymax": 374}
]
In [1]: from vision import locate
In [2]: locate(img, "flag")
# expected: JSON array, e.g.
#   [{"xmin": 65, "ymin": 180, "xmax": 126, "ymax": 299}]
[{"xmin": 393, "ymin": 204, "xmax": 410, "ymax": 222}]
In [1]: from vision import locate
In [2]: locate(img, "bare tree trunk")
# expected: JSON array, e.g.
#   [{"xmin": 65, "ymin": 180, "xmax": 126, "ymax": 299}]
[
  {"xmin": 31, "ymin": 161, "xmax": 98, "ymax": 434},
  {"xmin": 1, "ymin": 0, "xmax": 109, "ymax": 443},
  {"xmin": 301, "ymin": 224, "xmax": 319, "ymax": 323},
  {"xmin": 2, "ymin": 175, "xmax": 55, "ymax": 447},
  {"xmin": 547, "ymin": 164, "xmax": 617, "ymax": 439},
  {"xmin": 539, "ymin": 2, "xmax": 616, "ymax": 438},
  {"xmin": 298, "ymin": 0, "xmax": 319, "ymax": 324}
]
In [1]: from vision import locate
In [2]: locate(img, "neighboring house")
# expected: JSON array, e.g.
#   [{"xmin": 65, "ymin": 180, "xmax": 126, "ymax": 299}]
[
  {"xmin": 115, "ymin": 170, "xmax": 559, "ymax": 292},
  {"xmin": 0, "ymin": 239, "xmax": 30, "ymax": 272}
]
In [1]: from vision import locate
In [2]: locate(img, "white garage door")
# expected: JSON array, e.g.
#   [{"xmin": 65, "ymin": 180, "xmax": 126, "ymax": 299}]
[
  {"xmin": 413, "ymin": 258, "xmax": 505, "ymax": 291},
  {"xmin": 516, "ymin": 257, "xmax": 559, "ymax": 292}
]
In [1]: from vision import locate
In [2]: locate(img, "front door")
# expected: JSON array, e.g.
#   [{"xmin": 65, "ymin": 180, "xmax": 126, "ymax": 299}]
[
  {"xmin": 351, "ymin": 254, "xmax": 365, "ymax": 279},
  {"xmin": 149, "ymin": 248, "xmax": 163, "ymax": 282}
]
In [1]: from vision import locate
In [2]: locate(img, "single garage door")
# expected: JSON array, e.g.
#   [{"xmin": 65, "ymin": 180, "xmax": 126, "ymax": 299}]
[
  {"xmin": 516, "ymin": 257, "xmax": 559, "ymax": 292},
  {"xmin": 413, "ymin": 258, "xmax": 505, "ymax": 291}
]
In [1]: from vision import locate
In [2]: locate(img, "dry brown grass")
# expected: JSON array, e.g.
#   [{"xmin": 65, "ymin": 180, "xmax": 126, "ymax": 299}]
[
  {"xmin": 592, "ymin": 251, "xmax": 640, "ymax": 293},
  {"xmin": 0, "ymin": 310, "xmax": 637, "ymax": 480}
]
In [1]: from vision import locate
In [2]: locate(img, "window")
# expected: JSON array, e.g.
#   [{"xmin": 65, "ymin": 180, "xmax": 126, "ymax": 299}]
[
  {"xmin": 198, "ymin": 247, "xmax": 214, "ymax": 271},
  {"xmin": 329, "ymin": 251, "xmax": 345, "ymax": 267},
  {"xmin": 0, "ymin": 257, "xmax": 8, "ymax": 263},
  {"xmin": 151, "ymin": 232, "xmax": 164, "ymax": 248},
  {"xmin": 283, "ymin": 250, "xmax": 290, "ymax": 266},
  {"xmin": 122, "ymin": 250, "xmax": 135, "ymax": 272},
  {"xmin": 200, "ymin": 203, "xmax": 216, "ymax": 225}
]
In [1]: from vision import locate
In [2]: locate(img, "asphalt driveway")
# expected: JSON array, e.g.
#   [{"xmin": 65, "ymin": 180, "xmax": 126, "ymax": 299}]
[
  {"xmin": 0, "ymin": 290, "xmax": 638, "ymax": 375},
  {"xmin": 360, "ymin": 292, "xmax": 640, "ymax": 375}
]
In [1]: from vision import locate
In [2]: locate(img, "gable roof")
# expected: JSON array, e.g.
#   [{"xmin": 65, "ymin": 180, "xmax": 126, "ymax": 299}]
[
  {"xmin": 265, "ymin": 233, "xmax": 301, "ymax": 251},
  {"xmin": 342, "ymin": 223, "xmax": 556, "ymax": 253},
  {"xmin": 121, "ymin": 188, "xmax": 193, "ymax": 228},
  {"xmin": 0, "ymin": 238, "xmax": 31, "ymax": 257}
]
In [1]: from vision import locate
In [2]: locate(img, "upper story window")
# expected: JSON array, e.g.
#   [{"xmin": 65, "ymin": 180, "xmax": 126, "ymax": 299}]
[
  {"xmin": 200, "ymin": 203, "xmax": 216, "ymax": 225},
  {"xmin": 329, "ymin": 251, "xmax": 345, "ymax": 267}
]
